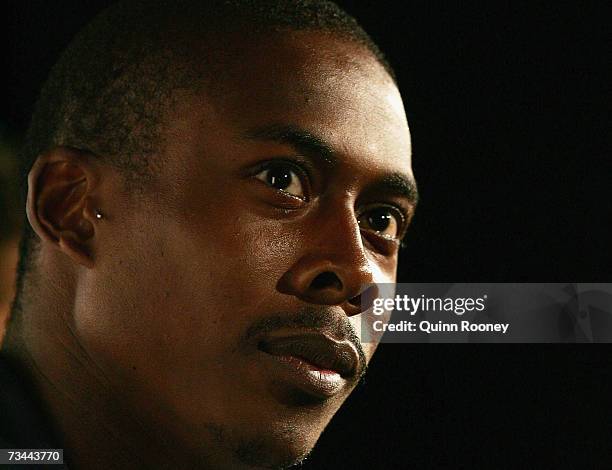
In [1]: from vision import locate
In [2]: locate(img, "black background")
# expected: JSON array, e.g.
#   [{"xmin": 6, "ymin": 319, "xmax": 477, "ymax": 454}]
[{"xmin": 3, "ymin": 1, "xmax": 611, "ymax": 467}]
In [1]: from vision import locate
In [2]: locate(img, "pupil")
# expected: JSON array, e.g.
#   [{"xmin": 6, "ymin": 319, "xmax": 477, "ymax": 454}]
[
  {"xmin": 267, "ymin": 167, "xmax": 292, "ymax": 190},
  {"xmin": 368, "ymin": 210, "xmax": 391, "ymax": 232}
]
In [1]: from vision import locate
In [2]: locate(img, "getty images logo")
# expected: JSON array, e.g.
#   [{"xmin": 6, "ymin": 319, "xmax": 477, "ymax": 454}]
[{"xmin": 372, "ymin": 294, "xmax": 489, "ymax": 316}]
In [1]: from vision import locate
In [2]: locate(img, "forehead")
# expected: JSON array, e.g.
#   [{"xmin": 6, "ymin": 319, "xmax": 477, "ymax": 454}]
[{"xmin": 192, "ymin": 30, "xmax": 413, "ymax": 177}]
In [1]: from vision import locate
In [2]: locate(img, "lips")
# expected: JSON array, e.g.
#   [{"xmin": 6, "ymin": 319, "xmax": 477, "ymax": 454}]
[{"xmin": 258, "ymin": 333, "xmax": 359, "ymax": 378}]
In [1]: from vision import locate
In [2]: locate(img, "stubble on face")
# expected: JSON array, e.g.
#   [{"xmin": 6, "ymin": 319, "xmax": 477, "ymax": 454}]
[{"xmin": 78, "ymin": 30, "xmax": 412, "ymax": 470}]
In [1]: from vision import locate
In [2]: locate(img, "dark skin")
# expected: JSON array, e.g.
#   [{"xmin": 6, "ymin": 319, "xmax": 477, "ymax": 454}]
[{"xmin": 18, "ymin": 31, "xmax": 416, "ymax": 469}]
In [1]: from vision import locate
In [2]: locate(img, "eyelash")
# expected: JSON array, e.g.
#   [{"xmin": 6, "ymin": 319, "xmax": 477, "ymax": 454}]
[
  {"xmin": 250, "ymin": 158, "xmax": 313, "ymax": 200},
  {"xmin": 358, "ymin": 203, "xmax": 409, "ymax": 236}
]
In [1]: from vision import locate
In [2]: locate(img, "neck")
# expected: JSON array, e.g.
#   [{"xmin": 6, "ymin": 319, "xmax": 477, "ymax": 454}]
[
  {"xmin": 4, "ymin": 255, "xmax": 217, "ymax": 469},
  {"xmin": 7, "ymin": 312, "xmax": 203, "ymax": 470}
]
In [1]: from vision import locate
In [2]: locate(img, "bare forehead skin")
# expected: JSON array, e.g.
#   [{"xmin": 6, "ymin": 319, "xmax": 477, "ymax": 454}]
[{"xmin": 173, "ymin": 30, "xmax": 413, "ymax": 179}]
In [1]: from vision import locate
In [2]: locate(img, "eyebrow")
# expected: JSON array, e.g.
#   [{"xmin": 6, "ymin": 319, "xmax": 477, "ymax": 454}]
[
  {"xmin": 242, "ymin": 124, "xmax": 337, "ymax": 168},
  {"xmin": 366, "ymin": 172, "xmax": 420, "ymax": 207},
  {"xmin": 243, "ymin": 123, "xmax": 419, "ymax": 206}
]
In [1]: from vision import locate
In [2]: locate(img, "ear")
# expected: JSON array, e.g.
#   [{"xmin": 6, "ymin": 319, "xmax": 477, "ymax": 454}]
[{"xmin": 27, "ymin": 146, "xmax": 101, "ymax": 269}]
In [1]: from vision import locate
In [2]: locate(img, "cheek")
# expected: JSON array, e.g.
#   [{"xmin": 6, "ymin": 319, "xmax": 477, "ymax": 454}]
[
  {"xmin": 82, "ymin": 197, "xmax": 300, "ymax": 341},
  {"xmin": 169, "ymin": 211, "xmax": 298, "ymax": 309},
  {"xmin": 73, "ymin": 215, "xmax": 295, "ymax": 416}
]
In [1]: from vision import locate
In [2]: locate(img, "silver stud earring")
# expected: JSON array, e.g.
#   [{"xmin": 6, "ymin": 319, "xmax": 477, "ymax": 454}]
[{"xmin": 95, "ymin": 210, "xmax": 104, "ymax": 220}]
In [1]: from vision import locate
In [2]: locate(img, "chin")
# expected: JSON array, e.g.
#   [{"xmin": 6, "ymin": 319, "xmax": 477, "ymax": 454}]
[
  {"xmin": 232, "ymin": 436, "xmax": 315, "ymax": 470},
  {"xmin": 197, "ymin": 416, "xmax": 325, "ymax": 470}
]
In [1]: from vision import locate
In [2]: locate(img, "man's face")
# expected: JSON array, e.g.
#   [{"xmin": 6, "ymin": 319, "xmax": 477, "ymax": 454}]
[{"xmin": 78, "ymin": 32, "xmax": 415, "ymax": 468}]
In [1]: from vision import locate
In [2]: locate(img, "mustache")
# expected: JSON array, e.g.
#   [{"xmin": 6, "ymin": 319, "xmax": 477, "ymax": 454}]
[{"xmin": 243, "ymin": 306, "xmax": 368, "ymax": 380}]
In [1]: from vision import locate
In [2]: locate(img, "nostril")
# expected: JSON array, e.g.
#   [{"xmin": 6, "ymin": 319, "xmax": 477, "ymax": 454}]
[
  {"xmin": 348, "ymin": 293, "xmax": 361, "ymax": 308},
  {"xmin": 310, "ymin": 271, "xmax": 342, "ymax": 291}
]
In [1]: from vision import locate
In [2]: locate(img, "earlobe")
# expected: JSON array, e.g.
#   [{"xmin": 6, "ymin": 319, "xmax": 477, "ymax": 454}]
[{"xmin": 26, "ymin": 146, "xmax": 101, "ymax": 269}]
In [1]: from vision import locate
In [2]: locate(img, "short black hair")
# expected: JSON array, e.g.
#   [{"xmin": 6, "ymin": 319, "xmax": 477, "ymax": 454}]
[{"xmin": 10, "ymin": 0, "xmax": 395, "ymax": 324}]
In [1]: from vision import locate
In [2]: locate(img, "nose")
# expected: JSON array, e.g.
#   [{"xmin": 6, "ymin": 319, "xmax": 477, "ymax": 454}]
[{"xmin": 277, "ymin": 206, "xmax": 377, "ymax": 316}]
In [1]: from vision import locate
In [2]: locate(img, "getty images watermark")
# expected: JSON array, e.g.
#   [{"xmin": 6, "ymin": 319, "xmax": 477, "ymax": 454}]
[
  {"xmin": 360, "ymin": 283, "xmax": 612, "ymax": 343},
  {"xmin": 372, "ymin": 293, "xmax": 498, "ymax": 333}
]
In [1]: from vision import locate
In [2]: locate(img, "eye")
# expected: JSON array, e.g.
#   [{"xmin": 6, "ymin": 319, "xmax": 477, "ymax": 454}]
[
  {"xmin": 357, "ymin": 205, "xmax": 406, "ymax": 241},
  {"xmin": 254, "ymin": 162, "xmax": 306, "ymax": 199}
]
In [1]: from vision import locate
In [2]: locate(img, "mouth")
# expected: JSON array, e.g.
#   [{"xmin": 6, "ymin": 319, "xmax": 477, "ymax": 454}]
[{"xmin": 257, "ymin": 333, "xmax": 360, "ymax": 399}]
